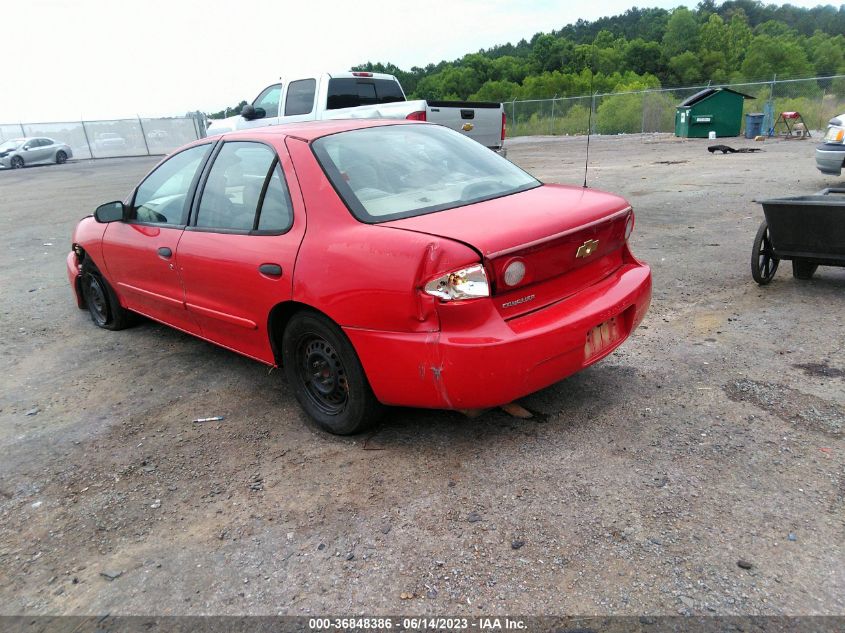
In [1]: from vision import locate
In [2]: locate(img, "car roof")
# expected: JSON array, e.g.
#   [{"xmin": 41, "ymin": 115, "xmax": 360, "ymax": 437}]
[{"xmin": 214, "ymin": 119, "xmax": 422, "ymax": 143}]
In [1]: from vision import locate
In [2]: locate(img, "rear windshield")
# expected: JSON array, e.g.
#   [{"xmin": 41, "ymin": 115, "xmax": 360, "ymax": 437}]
[
  {"xmin": 326, "ymin": 78, "xmax": 405, "ymax": 110},
  {"xmin": 312, "ymin": 124, "xmax": 539, "ymax": 223}
]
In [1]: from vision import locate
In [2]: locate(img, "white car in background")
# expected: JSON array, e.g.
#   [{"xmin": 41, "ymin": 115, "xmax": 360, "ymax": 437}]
[
  {"xmin": 816, "ymin": 113, "xmax": 845, "ymax": 175},
  {"xmin": 0, "ymin": 137, "xmax": 73, "ymax": 169},
  {"xmin": 94, "ymin": 132, "xmax": 128, "ymax": 152}
]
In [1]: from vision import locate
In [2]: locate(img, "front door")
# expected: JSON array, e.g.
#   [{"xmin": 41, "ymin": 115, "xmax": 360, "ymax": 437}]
[
  {"xmin": 239, "ymin": 83, "xmax": 282, "ymax": 130},
  {"xmin": 101, "ymin": 143, "xmax": 213, "ymax": 334},
  {"xmin": 176, "ymin": 140, "xmax": 306, "ymax": 363}
]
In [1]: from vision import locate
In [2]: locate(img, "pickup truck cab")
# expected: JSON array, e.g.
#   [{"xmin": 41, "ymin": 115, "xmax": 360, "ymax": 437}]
[{"xmin": 207, "ymin": 71, "xmax": 507, "ymax": 155}]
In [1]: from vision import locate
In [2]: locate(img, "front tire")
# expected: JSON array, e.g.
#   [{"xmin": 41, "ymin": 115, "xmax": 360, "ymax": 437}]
[
  {"xmin": 56, "ymin": 150, "xmax": 67, "ymax": 164},
  {"xmin": 282, "ymin": 311, "xmax": 383, "ymax": 435},
  {"xmin": 80, "ymin": 263, "xmax": 133, "ymax": 330},
  {"xmin": 10, "ymin": 156, "xmax": 24, "ymax": 169}
]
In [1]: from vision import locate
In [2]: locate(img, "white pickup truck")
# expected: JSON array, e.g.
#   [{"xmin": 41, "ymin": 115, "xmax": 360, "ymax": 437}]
[{"xmin": 206, "ymin": 71, "xmax": 507, "ymax": 155}]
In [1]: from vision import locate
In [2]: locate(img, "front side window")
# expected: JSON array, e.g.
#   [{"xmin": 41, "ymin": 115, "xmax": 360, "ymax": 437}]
[
  {"xmin": 312, "ymin": 124, "xmax": 539, "ymax": 223},
  {"xmin": 253, "ymin": 84, "xmax": 282, "ymax": 118},
  {"xmin": 132, "ymin": 144, "xmax": 211, "ymax": 224},
  {"xmin": 284, "ymin": 79, "xmax": 316, "ymax": 116},
  {"xmin": 196, "ymin": 142, "xmax": 287, "ymax": 232}
]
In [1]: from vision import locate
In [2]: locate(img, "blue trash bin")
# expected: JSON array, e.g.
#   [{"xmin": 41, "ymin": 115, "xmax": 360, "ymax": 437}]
[{"xmin": 745, "ymin": 113, "xmax": 764, "ymax": 139}]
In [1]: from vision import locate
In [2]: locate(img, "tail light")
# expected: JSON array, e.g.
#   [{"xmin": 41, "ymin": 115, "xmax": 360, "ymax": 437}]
[
  {"xmin": 624, "ymin": 211, "xmax": 635, "ymax": 241},
  {"xmin": 406, "ymin": 110, "xmax": 426, "ymax": 122},
  {"xmin": 352, "ymin": 72, "xmax": 373, "ymax": 77},
  {"xmin": 501, "ymin": 112, "xmax": 507, "ymax": 141},
  {"xmin": 423, "ymin": 264, "xmax": 489, "ymax": 301}
]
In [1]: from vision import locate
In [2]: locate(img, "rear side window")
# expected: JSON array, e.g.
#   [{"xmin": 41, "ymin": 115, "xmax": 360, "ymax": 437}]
[
  {"xmin": 257, "ymin": 166, "xmax": 293, "ymax": 231},
  {"xmin": 284, "ymin": 79, "xmax": 316, "ymax": 116},
  {"xmin": 132, "ymin": 144, "xmax": 211, "ymax": 224},
  {"xmin": 195, "ymin": 142, "xmax": 293, "ymax": 233},
  {"xmin": 326, "ymin": 78, "xmax": 405, "ymax": 110}
]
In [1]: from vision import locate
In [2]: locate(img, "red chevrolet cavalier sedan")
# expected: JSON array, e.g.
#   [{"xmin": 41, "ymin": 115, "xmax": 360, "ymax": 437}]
[{"xmin": 68, "ymin": 120, "xmax": 651, "ymax": 434}]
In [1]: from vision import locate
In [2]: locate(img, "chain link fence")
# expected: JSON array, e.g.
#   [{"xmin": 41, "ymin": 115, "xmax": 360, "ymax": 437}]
[
  {"xmin": 0, "ymin": 114, "xmax": 207, "ymax": 160},
  {"xmin": 506, "ymin": 74, "xmax": 845, "ymax": 138}
]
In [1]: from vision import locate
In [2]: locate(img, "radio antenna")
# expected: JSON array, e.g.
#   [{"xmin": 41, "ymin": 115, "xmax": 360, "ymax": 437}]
[{"xmin": 583, "ymin": 71, "xmax": 594, "ymax": 188}]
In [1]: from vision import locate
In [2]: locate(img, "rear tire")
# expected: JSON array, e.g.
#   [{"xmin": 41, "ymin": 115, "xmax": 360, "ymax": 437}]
[
  {"xmin": 282, "ymin": 311, "xmax": 383, "ymax": 435},
  {"xmin": 80, "ymin": 262, "xmax": 133, "ymax": 330},
  {"xmin": 792, "ymin": 260, "xmax": 818, "ymax": 280},
  {"xmin": 56, "ymin": 150, "xmax": 67, "ymax": 164},
  {"xmin": 10, "ymin": 156, "xmax": 24, "ymax": 169}
]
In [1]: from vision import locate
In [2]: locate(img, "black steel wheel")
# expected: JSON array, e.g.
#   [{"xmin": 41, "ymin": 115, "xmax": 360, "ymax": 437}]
[
  {"xmin": 80, "ymin": 262, "xmax": 133, "ymax": 330},
  {"xmin": 282, "ymin": 311, "xmax": 383, "ymax": 435},
  {"xmin": 10, "ymin": 156, "xmax": 24, "ymax": 169},
  {"xmin": 56, "ymin": 150, "xmax": 67, "ymax": 164},
  {"xmin": 792, "ymin": 260, "xmax": 818, "ymax": 280},
  {"xmin": 751, "ymin": 220, "xmax": 779, "ymax": 285}
]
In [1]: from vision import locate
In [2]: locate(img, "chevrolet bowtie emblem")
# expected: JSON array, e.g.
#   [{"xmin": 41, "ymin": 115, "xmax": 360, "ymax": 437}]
[
  {"xmin": 461, "ymin": 123, "xmax": 474, "ymax": 132},
  {"xmin": 576, "ymin": 239, "xmax": 599, "ymax": 258}
]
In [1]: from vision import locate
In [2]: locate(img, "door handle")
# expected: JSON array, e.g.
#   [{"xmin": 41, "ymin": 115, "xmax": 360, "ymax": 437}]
[
  {"xmin": 157, "ymin": 247, "xmax": 172, "ymax": 258},
  {"xmin": 258, "ymin": 263, "xmax": 283, "ymax": 277}
]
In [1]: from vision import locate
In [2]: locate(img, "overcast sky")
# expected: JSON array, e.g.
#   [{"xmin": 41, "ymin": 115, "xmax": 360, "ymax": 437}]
[{"xmin": 3, "ymin": 0, "xmax": 830, "ymax": 122}]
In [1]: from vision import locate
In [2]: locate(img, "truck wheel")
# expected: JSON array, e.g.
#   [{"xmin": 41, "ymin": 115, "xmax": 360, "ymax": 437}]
[
  {"xmin": 282, "ymin": 310, "xmax": 383, "ymax": 435},
  {"xmin": 792, "ymin": 260, "xmax": 818, "ymax": 280}
]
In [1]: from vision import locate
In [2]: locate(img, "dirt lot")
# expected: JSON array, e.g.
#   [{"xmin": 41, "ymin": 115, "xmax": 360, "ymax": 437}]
[{"xmin": 0, "ymin": 134, "xmax": 843, "ymax": 617}]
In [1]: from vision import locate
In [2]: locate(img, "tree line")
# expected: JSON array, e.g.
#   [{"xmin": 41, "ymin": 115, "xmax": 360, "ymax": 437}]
[
  {"xmin": 355, "ymin": 0, "xmax": 845, "ymax": 102},
  {"xmin": 208, "ymin": 1, "xmax": 845, "ymax": 118}
]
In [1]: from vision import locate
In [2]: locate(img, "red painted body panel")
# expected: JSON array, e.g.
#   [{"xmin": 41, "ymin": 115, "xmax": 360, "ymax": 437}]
[
  {"xmin": 347, "ymin": 256, "xmax": 651, "ymax": 409},
  {"xmin": 176, "ymin": 147, "xmax": 308, "ymax": 364},
  {"xmin": 284, "ymin": 136, "xmax": 478, "ymax": 333},
  {"xmin": 101, "ymin": 223, "xmax": 201, "ymax": 334},
  {"xmin": 69, "ymin": 120, "xmax": 652, "ymax": 412},
  {"xmin": 382, "ymin": 184, "xmax": 630, "ymax": 257}
]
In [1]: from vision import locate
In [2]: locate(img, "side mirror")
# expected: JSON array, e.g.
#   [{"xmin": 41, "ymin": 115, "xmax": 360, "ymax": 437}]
[
  {"xmin": 241, "ymin": 104, "xmax": 257, "ymax": 120},
  {"xmin": 241, "ymin": 104, "xmax": 266, "ymax": 121},
  {"xmin": 94, "ymin": 201, "xmax": 125, "ymax": 223}
]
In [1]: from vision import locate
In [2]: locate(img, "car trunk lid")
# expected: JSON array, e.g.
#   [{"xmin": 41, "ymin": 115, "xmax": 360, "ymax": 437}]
[{"xmin": 383, "ymin": 184, "xmax": 632, "ymax": 318}]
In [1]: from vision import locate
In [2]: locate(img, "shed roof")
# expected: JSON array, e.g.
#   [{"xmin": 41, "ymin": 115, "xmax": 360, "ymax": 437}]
[{"xmin": 679, "ymin": 87, "xmax": 755, "ymax": 107}]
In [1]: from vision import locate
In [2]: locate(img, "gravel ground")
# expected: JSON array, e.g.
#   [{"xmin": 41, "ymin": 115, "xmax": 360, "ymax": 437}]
[{"xmin": 0, "ymin": 134, "xmax": 843, "ymax": 616}]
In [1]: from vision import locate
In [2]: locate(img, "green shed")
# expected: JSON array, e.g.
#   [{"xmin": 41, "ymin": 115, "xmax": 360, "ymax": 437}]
[{"xmin": 674, "ymin": 88, "xmax": 754, "ymax": 138}]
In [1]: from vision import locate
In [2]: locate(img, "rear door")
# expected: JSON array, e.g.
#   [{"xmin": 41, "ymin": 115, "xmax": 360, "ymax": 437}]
[
  {"xmin": 101, "ymin": 143, "xmax": 213, "ymax": 333},
  {"xmin": 176, "ymin": 139, "xmax": 306, "ymax": 363},
  {"xmin": 280, "ymin": 79, "xmax": 318, "ymax": 124}
]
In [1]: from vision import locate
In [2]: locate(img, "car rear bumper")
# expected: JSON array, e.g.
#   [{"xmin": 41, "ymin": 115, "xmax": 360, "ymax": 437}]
[
  {"xmin": 816, "ymin": 144, "xmax": 845, "ymax": 175},
  {"xmin": 346, "ymin": 261, "xmax": 651, "ymax": 409}
]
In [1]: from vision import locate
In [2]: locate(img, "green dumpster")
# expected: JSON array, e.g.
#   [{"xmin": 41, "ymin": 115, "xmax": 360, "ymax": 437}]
[{"xmin": 674, "ymin": 88, "xmax": 754, "ymax": 138}]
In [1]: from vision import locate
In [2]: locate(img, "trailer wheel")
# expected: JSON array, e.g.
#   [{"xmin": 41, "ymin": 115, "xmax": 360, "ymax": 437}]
[
  {"xmin": 751, "ymin": 220, "xmax": 779, "ymax": 285},
  {"xmin": 792, "ymin": 260, "xmax": 818, "ymax": 280}
]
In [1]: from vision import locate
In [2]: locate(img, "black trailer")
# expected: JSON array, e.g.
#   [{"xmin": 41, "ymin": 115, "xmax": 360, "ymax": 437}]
[{"xmin": 751, "ymin": 188, "xmax": 845, "ymax": 284}]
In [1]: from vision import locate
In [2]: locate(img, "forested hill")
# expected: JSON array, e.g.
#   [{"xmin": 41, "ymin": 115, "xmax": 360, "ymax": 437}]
[{"xmin": 353, "ymin": 1, "xmax": 845, "ymax": 101}]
